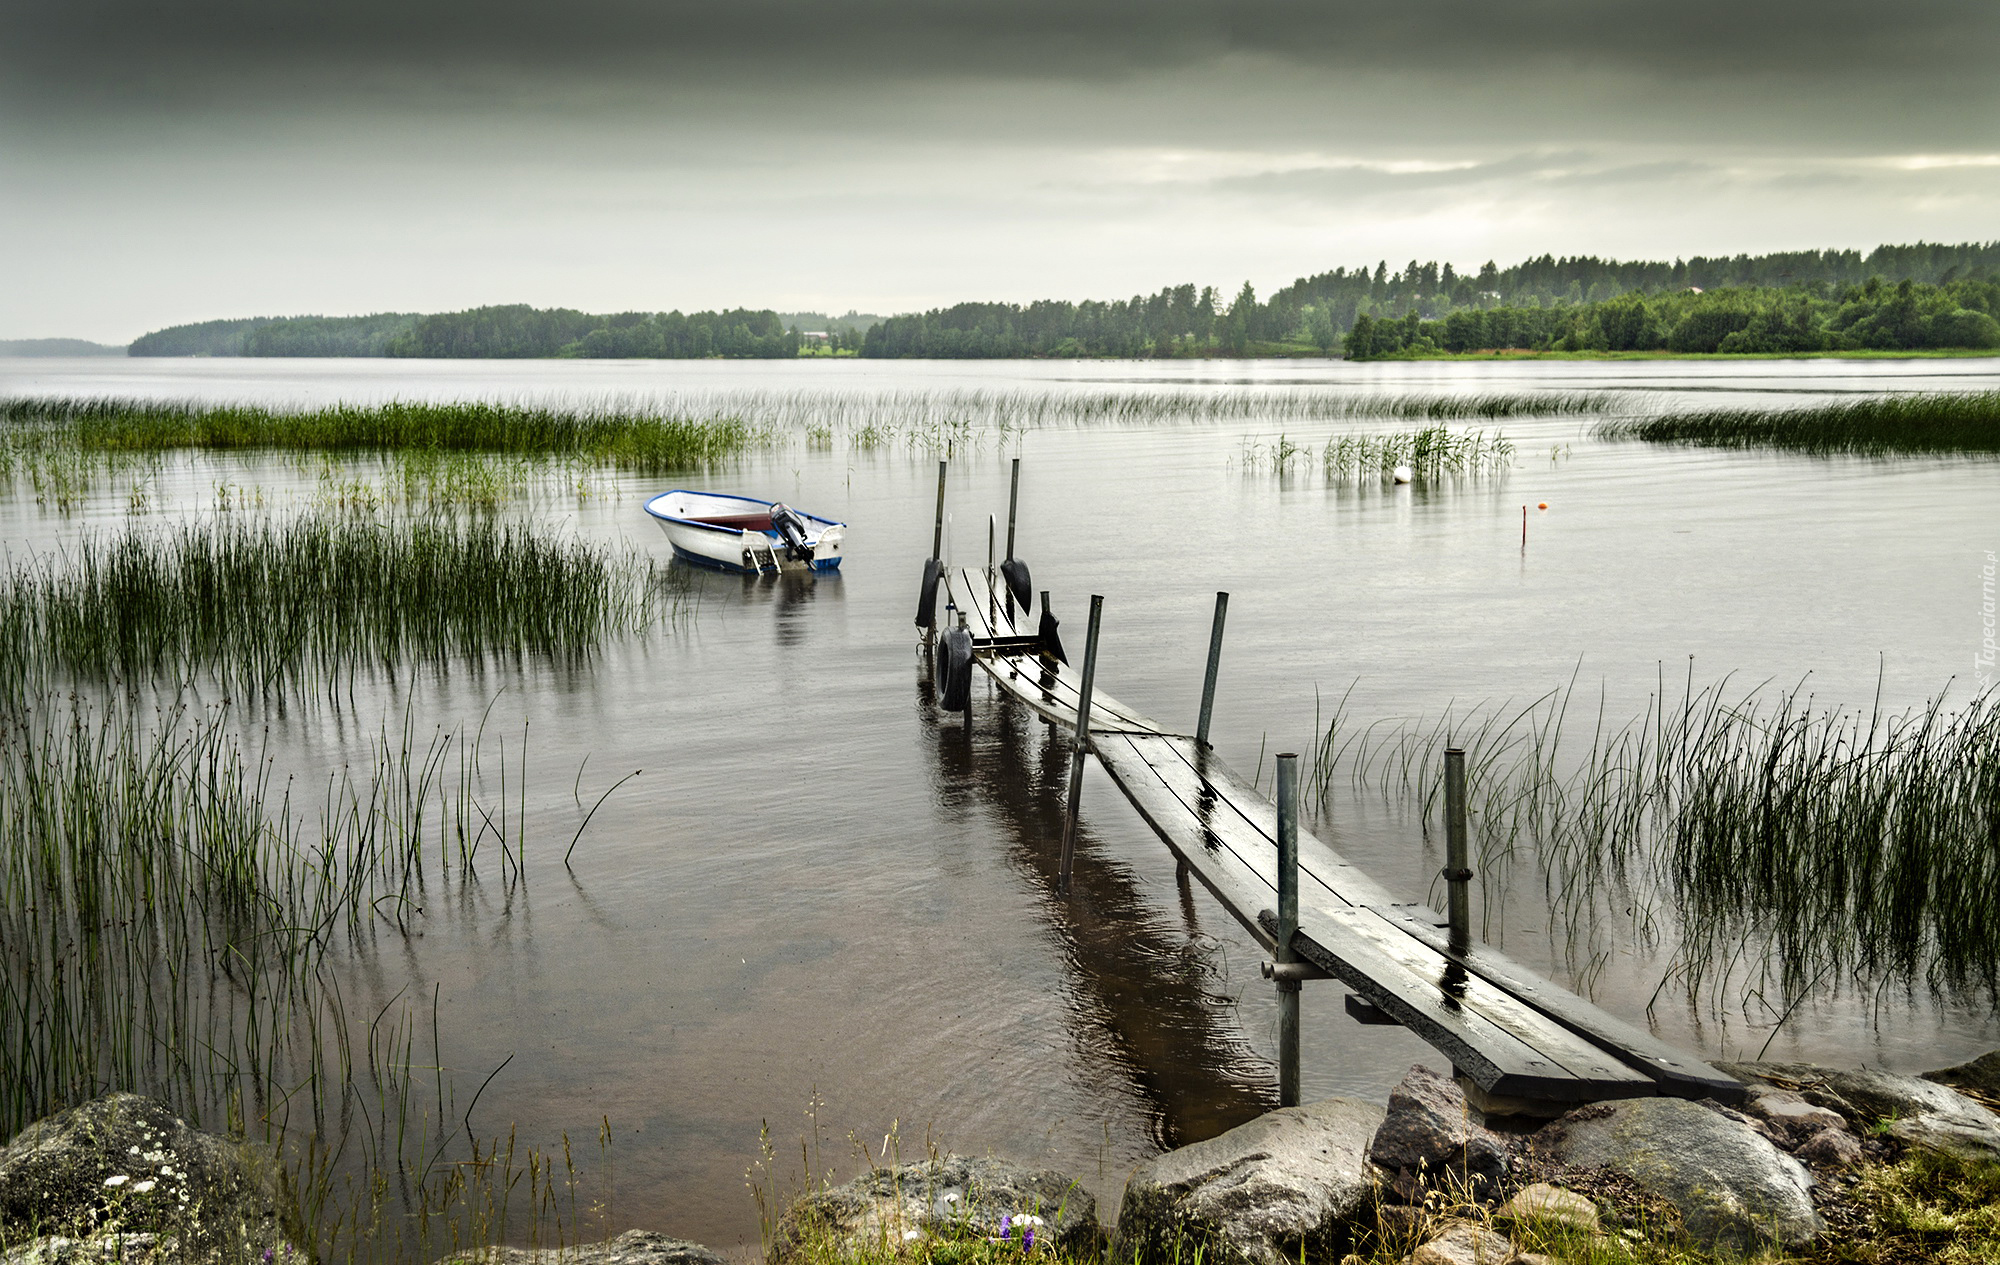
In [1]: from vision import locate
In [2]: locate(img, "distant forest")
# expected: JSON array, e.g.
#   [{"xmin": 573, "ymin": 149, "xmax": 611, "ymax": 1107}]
[
  {"xmin": 124, "ymin": 240, "xmax": 2000, "ymax": 360},
  {"xmin": 127, "ymin": 306, "xmax": 800, "ymax": 359}
]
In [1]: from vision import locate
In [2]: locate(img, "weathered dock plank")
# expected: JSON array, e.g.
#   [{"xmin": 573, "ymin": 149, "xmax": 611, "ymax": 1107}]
[{"xmin": 931, "ymin": 566, "xmax": 1739, "ymax": 1106}]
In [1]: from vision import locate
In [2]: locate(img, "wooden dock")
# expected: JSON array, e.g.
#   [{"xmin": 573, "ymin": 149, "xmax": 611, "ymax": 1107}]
[{"xmin": 936, "ymin": 564, "xmax": 1742, "ymax": 1108}]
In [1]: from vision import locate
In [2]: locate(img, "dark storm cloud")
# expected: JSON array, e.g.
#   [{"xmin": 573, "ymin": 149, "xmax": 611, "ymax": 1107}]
[{"xmin": 5, "ymin": 0, "xmax": 1992, "ymax": 107}]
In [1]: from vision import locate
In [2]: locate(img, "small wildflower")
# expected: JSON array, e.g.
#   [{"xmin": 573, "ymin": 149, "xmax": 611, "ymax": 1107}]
[
  {"xmin": 132, "ymin": 1180, "xmax": 156, "ymax": 1193},
  {"xmin": 104, "ymin": 1175, "xmax": 130, "ymax": 1188},
  {"xmin": 1023, "ymin": 1228, "xmax": 1034, "ymax": 1249},
  {"xmin": 901, "ymin": 1231, "xmax": 920, "ymax": 1242},
  {"xmin": 1000, "ymin": 1216, "xmax": 1011, "ymax": 1239}
]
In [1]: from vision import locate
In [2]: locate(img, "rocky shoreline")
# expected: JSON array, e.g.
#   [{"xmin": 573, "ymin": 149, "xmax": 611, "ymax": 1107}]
[{"xmin": 4, "ymin": 1053, "xmax": 1996, "ymax": 1265}]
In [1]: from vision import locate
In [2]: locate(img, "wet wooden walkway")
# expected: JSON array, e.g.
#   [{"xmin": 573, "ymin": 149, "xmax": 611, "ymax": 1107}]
[{"xmin": 939, "ymin": 566, "xmax": 1741, "ymax": 1107}]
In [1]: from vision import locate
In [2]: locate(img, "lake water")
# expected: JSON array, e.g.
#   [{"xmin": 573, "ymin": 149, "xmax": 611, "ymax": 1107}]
[{"xmin": 4, "ymin": 355, "xmax": 1998, "ymax": 1251}]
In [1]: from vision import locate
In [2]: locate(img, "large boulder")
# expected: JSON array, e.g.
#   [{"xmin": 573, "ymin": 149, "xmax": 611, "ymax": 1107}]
[
  {"xmin": 770, "ymin": 1156, "xmax": 1096, "ymax": 1263},
  {"xmin": 1533, "ymin": 1098, "xmax": 1820, "ymax": 1251},
  {"xmin": 432, "ymin": 1230, "xmax": 723, "ymax": 1265},
  {"xmin": 1367, "ymin": 1066, "xmax": 1510, "ymax": 1200},
  {"xmin": 1722, "ymin": 1061, "xmax": 2000, "ymax": 1163},
  {"xmin": 0, "ymin": 1094, "xmax": 303, "ymax": 1263},
  {"xmin": 1114, "ymin": 1098, "xmax": 1384, "ymax": 1265}
]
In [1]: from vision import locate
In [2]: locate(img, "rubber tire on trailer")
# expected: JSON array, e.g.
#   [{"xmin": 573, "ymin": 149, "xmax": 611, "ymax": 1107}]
[
  {"xmin": 914, "ymin": 557, "xmax": 943, "ymax": 627},
  {"xmin": 940, "ymin": 625, "xmax": 974, "ymax": 712},
  {"xmin": 1000, "ymin": 557, "xmax": 1032, "ymax": 614}
]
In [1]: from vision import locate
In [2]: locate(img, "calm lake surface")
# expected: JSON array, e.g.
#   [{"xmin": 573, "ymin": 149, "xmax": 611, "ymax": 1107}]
[{"xmin": 4, "ymin": 355, "xmax": 1998, "ymax": 1249}]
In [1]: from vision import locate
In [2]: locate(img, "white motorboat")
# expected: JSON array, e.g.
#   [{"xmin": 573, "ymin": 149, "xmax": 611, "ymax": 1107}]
[{"xmin": 643, "ymin": 490, "xmax": 846, "ymax": 574}]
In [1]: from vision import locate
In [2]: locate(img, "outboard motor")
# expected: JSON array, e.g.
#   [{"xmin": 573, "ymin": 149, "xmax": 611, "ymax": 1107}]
[
  {"xmin": 768, "ymin": 502, "xmax": 815, "ymax": 563},
  {"xmin": 1037, "ymin": 594, "xmax": 1066, "ymax": 664},
  {"xmin": 999, "ymin": 556, "xmax": 1032, "ymax": 614}
]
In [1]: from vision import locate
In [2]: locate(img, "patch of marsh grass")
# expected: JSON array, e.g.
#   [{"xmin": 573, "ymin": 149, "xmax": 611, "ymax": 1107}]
[
  {"xmin": 1600, "ymin": 391, "xmax": 2000, "ymax": 455},
  {"xmin": 0, "ymin": 397, "xmax": 763, "ymax": 473},
  {"xmin": 0, "ymin": 515, "xmax": 681, "ymax": 701},
  {"xmin": 1313, "ymin": 674, "xmax": 2000, "ymax": 1010}
]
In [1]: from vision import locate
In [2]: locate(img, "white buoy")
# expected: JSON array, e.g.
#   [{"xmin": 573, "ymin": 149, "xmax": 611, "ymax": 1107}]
[{"xmin": 1392, "ymin": 465, "xmax": 1414, "ymax": 484}]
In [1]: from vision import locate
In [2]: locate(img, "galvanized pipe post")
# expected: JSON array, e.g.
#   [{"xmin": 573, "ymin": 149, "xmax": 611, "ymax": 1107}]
[
  {"xmin": 1006, "ymin": 457, "xmax": 1021, "ymax": 559},
  {"xmin": 1005, "ymin": 458, "xmax": 1022, "ymax": 620},
  {"xmin": 1276, "ymin": 751, "xmax": 1302, "ymax": 1108},
  {"xmin": 1058, "ymin": 595, "xmax": 1104, "ymax": 897},
  {"xmin": 1444, "ymin": 747, "xmax": 1471, "ymax": 953},
  {"xmin": 1197, "ymin": 591, "xmax": 1229, "ymax": 747},
  {"xmin": 931, "ymin": 460, "xmax": 948, "ymax": 560}
]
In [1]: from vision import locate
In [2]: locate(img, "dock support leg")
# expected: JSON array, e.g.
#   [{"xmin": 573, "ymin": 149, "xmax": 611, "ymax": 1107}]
[
  {"xmin": 931, "ymin": 460, "xmax": 948, "ymax": 562},
  {"xmin": 1058, "ymin": 595, "xmax": 1104, "ymax": 897},
  {"xmin": 1276, "ymin": 751, "xmax": 1302, "ymax": 1108},
  {"xmin": 1197, "ymin": 592, "xmax": 1229, "ymax": 748},
  {"xmin": 1444, "ymin": 747, "xmax": 1471, "ymax": 954},
  {"xmin": 1005, "ymin": 458, "xmax": 1021, "ymax": 620}
]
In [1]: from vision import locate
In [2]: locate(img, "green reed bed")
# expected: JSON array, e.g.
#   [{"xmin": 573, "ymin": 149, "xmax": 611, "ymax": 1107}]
[
  {"xmin": 710, "ymin": 386, "xmax": 1614, "ymax": 438},
  {"xmin": 1314, "ymin": 676, "xmax": 2000, "ymax": 1010},
  {"xmin": 0, "ymin": 693, "xmax": 615, "ymax": 1259},
  {"xmin": 1323, "ymin": 425, "xmax": 1516, "ymax": 480},
  {"xmin": 0, "ymin": 515, "xmax": 677, "ymax": 700},
  {"xmin": 1238, "ymin": 425, "xmax": 1515, "ymax": 479},
  {"xmin": 0, "ymin": 397, "xmax": 762, "ymax": 473},
  {"xmin": 1599, "ymin": 390, "xmax": 2000, "ymax": 455}
]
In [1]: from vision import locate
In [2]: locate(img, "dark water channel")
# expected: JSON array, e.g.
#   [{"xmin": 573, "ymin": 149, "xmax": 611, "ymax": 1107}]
[{"xmin": 4, "ymin": 356, "xmax": 1999, "ymax": 1250}]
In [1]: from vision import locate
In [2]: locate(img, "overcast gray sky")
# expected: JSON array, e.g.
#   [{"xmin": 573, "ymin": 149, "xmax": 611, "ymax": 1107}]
[{"xmin": 4, "ymin": 0, "xmax": 1996, "ymax": 342}]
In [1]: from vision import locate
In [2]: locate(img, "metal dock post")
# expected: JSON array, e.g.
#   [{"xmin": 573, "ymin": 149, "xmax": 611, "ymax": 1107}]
[
  {"xmin": 1444, "ymin": 747, "xmax": 1471, "ymax": 952},
  {"xmin": 1197, "ymin": 592, "xmax": 1229, "ymax": 748},
  {"xmin": 1058, "ymin": 595, "xmax": 1103, "ymax": 897},
  {"xmin": 1274, "ymin": 752, "xmax": 1302, "ymax": 1106}
]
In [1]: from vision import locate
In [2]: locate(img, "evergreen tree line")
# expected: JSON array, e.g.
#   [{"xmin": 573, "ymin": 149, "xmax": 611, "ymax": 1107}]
[
  {"xmin": 124, "ymin": 240, "xmax": 2000, "ymax": 359},
  {"xmin": 129, "ymin": 306, "xmax": 797, "ymax": 359},
  {"xmin": 864, "ymin": 241, "xmax": 2000, "ymax": 358},
  {"xmin": 1345, "ymin": 278, "xmax": 2000, "ymax": 359}
]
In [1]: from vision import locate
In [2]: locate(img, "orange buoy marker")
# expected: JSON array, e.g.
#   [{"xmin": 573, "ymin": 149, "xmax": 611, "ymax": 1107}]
[{"xmin": 1538, "ymin": 502, "xmax": 1549, "ymax": 510}]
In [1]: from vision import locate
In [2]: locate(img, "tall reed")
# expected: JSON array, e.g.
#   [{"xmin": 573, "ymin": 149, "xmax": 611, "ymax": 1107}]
[
  {"xmin": 0, "ymin": 398, "xmax": 761, "ymax": 473},
  {"xmin": 0, "ymin": 515, "xmax": 679, "ymax": 700},
  {"xmin": 1599, "ymin": 391, "xmax": 2000, "ymax": 455},
  {"xmin": 0, "ymin": 691, "xmax": 625, "ymax": 1259},
  {"xmin": 1313, "ymin": 674, "xmax": 2000, "ymax": 1008}
]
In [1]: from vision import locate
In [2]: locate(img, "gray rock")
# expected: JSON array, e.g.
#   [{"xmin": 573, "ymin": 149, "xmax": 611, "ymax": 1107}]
[
  {"xmin": 772, "ymin": 1155, "xmax": 1096, "ymax": 1263},
  {"xmin": 0, "ymin": 1094, "xmax": 302, "ymax": 1262},
  {"xmin": 1408, "ymin": 1222, "xmax": 1512, "ymax": 1265},
  {"xmin": 1368, "ymin": 1067, "xmax": 1510, "ymax": 1200},
  {"xmin": 1723, "ymin": 1061, "xmax": 2000, "ymax": 1163},
  {"xmin": 1924, "ymin": 1050, "xmax": 2000, "ymax": 1099},
  {"xmin": 1494, "ymin": 1184, "xmax": 1598, "ymax": 1234},
  {"xmin": 1115, "ymin": 1098, "xmax": 1384, "ymax": 1265},
  {"xmin": 3, "ymin": 1235, "xmax": 171, "ymax": 1265},
  {"xmin": 1534, "ymin": 1098, "xmax": 1821, "ymax": 1250},
  {"xmin": 1741, "ymin": 1087, "xmax": 1846, "ymax": 1148},
  {"xmin": 1794, "ymin": 1128, "xmax": 1864, "ymax": 1170},
  {"xmin": 432, "ymin": 1230, "xmax": 723, "ymax": 1265}
]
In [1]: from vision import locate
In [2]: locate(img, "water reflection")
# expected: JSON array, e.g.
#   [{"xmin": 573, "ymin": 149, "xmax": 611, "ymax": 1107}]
[{"xmin": 917, "ymin": 656, "xmax": 1273, "ymax": 1150}]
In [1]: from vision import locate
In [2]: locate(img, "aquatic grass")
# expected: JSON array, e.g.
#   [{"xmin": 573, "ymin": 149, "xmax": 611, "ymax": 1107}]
[
  {"xmin": 0, "ymin": 692, "xmax": 633, "ymax": 1262},
  {"xmin": 1312, "ymin": 674, "xmax": 2000, "ymax": 1010},
  {"xmin": 0, "ymin": 398, "xmax": 764, "ymax": 473},
  {"xmin": 1599, "ymin": 390, "xmax": 2000, "ymax": 455},
  {"xmin": 0, "ymin": 515, "xmax": 680, "ymax": 702},
  {"xmin": 1236, "ymin": 425, "xmax": 1515, "ymax": 479},
  {"xmin": 1322, "ymin": 425, "xmax": 1516, "ymax": 481}
]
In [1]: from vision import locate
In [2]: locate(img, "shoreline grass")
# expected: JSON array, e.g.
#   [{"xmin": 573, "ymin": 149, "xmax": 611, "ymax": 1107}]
[
  {"xmin": 1313, "ymin": 675, "xmax": 2000, "ymax": 1009},
  {"xmin": 0, "ymin": 691, "xmax": 633, "ymax": 1261},
  {"xmin": 1597, "ymin": 391, "xmax": 2000, "ymax": 455}
]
